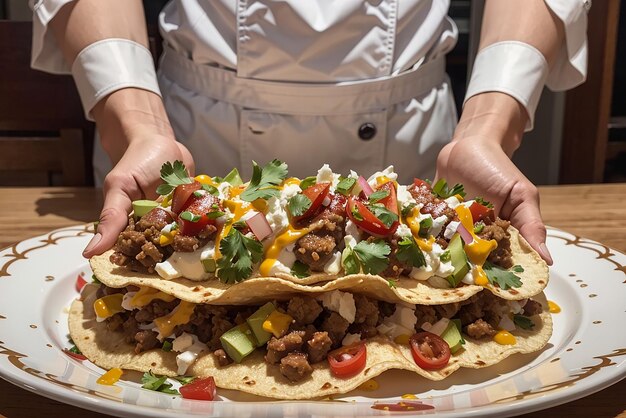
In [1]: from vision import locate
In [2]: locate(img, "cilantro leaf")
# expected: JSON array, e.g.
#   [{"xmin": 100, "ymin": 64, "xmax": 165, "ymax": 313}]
[
  {"xmin": 290, "ymin": 260, "xmax": 310, "ymax": 278},
  {"xmin": 336, "ymin": 177, "xmax": 356, "ymax": 196},
  {"xmin": 353, "ymin": 240, "xmax": 391, "ymax": 275},
  {"xmin": 368, "ymin": 204, "xmax": 398, "ymax": 228},
  {"xmin": 241, "ymin": 160, "xmax": 289, "ymax": 201},
  {"xmin": 142, "ymin": 370, "xmax": 180, "ymax": 395},
  {"xmin": 387, "ymin": 279, "xmax": 397, "ymax": 289},
  {"xmin": 299, "ymin": 176, "xmax": 317, "ymax": 190},
  {"xmin": 473, "ymin": 222, "xmax": 485, "ymax": 234},
  {"xmin": 157, "ymin": 161, "xmax": 193, "ymax": 195},
  {"xmin": 475, "ymin": 197, "xmax": 494, "ymax": 208},
  {"xmin": 68, "ymin": 345, "xmax": 82, "ymax": 355},
  {"xmin": 217, "ymin": 229, "xmax": 264, "ymax": 283},
  {"xmin": 396, "ymin": 236, "xmax": 426, "ymax": 268},
  {"xmin": 173, "ymin": 376, "xmax": 197, "ymax": 385},
  {"xmin": 287, "ymin": 194, "xmax": 312, "ymax": 217},
  {"xmin": 368, "ymin": 190, "xmax": 389, "ymax": 203},
  {"xmin": 342, "ymin": 248, "xmax": 360, "ymax": 275},
  {"xmin": 512, "ymin": 265, "xmax": 524, "ymax": 273},
  {"xmin": 431, "ymin": 179, "xmax": 466, "ymax": 199},
  {"xmin": 483, "ymin": 262, "xmax": 523, "ymax": 290},
  {"xmin": 206, "ymin": 210, "xmax": 226, "ymax": 220},
  {"xmin": 513, "ymin": 314, "xmax": 535, "ymax": 330}
]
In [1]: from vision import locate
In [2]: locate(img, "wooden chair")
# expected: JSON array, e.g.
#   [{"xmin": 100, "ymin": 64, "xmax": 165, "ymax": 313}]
[{"xmin": 0, "ymin": 20, "xmax": 95, "ymax": 186}]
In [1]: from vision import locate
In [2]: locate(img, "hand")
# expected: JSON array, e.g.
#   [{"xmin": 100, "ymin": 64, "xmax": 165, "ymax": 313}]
[
  {"xmin": 436, "ymin": 93, "xmax": 553, "ymax": 265},
  {"xmin": 82, "ymin": 89, "xmax": 194, "ymax": 258}
]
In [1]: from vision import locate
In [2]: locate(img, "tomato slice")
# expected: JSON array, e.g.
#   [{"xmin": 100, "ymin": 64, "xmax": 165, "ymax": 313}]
[
  {"xmin": 75, "ymin": 274, "xmax": 87, "ymax": 293},
  {"xmin": 171, "ymin": 181, "xmax": 202, "ymax": 214},
  {"xmin": 409, "ymin": 332, "xmax": 451, "ymax": 370},
  {"xmin": 347, "ymin": 197, "xmax": 394, "ymax": 237},
  {"xmin": 292, "ymin": 182, "xmax": 331, "ymax": 221},
  {"xmin": 468, "ymin": 201, "xmax": 494, "ymax": 223},
  {"xmin": 178, "ymin": 193, "xmax": 220, "ymax": 236},
  {"xmin": 179, "ymin": 377, "xmax": 217, "ymax": 401},
  {"xmin": 413, "ymin": 178, "xmax": 431, "ymax": 190},
  {"xmin": 376, "ymin": 181, "xmax": 399, "ymax": 218},
  {"xmin": 327, "ymin": 342, "xmax": 367, "ymax": 377}
]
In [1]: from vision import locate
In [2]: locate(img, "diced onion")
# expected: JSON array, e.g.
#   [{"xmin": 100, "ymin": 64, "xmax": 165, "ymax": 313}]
[
  {"xmin": 457, "ymin": 223, "xmax": 474, "ymax": 244},
  {"xmin": 357, "ymin": 176, "xmax": 374, "ymax": 198},
  {"xmin": 245, "ymin": 211, "xmax": 273, "ymax": 241},
  {"xmin": 428, "ymin": 318, "xmax": 450, "ymax": 336}
]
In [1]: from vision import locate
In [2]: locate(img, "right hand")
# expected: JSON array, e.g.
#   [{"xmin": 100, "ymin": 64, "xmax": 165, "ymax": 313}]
[{"xmin": 82, "ymin": 89, "xmax": 194, "ymax": 258}]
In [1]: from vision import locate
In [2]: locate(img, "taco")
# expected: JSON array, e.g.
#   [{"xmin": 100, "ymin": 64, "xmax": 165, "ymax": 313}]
[
  {"xmin": 69, "ymin": 279, "xmax": 552, "ymax": 399},
  {"xmin": 93, "ymin": 160, "xmax": 549, "ymax": 303}
]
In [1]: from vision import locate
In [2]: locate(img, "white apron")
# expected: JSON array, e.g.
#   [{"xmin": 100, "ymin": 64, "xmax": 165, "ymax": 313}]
[{"xmin": 95, "ymin": 0, "xmax": 458, "ymax": 184}]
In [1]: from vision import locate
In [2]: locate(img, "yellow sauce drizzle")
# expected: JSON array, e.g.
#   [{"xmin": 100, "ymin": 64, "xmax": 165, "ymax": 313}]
[
  {"xmin": 455, "ymin": 205, "xmax": 497, "ymax": 266},
  {"xmin": 493, "ymin": 330, "xmax": 516, "ymax": 345},
  {"xmin": 401, "ymin": 394, "xmax": 418, "ymax": 399},
  {"xmin": 130, "ymin": 287, "xmax": 176, "ymax": 308},
  {"xmin": 214, "ymin": 200, "xmax": 252, "ymax": 259},
  {"xmin": 259, "ymin": 225, "xmax": 311, "ymax": 276},
  {"xmin": 358, "ymin": 379, "xmax": 379, "ymax": 391},
  {"xmin": 153, "ymin": 301, "xmax": 196, "ymax": 339},
  {"xmin": 548, "ymin": 300, "xmax": 561, "ymax": 313},
  {"xmin": 472, "ymin": 266, "xmax": 489, "ymax": 286},
  {"xmin": 96, "ymin": 368, "xmax": 123, "ymax": 385},
  {"xmin": 283, "ymin": 177, "xmax": 301, "ymax": 187}
]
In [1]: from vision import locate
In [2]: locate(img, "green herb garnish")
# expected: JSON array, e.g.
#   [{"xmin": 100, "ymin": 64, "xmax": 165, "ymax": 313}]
[
  {"xmin": 513, "ymin": 314, "xmax": 535, "ymax": 330},
  {"xmin": 345, "ymin": 240, "xmax": 391, "ymax": 275},
  {"xmin": 91, "ymin": 274, "xmax": 101, "ymax": 285},
  {"xmin": 418, "ymin": 217, "xmax": 433, "ymax": 237},
  {"xmin": 387, "ymin": 279, "xmax": 397, "ymax": 289},
  {"xmin": 431, "ymin": 179, "xmax": 466, "ymax": 199},
  {"xmin": 141, "ymin": 370, "xmax": 179, "ymax": 395},
  {"xmin": 368, "ymin": 189, "xmax": 389, "ymax": 203},
  {"xmin": 396, "ymin": 236, "xmax": 426, "ymax": 268},
  {"xmin": 161, "ymin": 340, "xmax": 173, "ymax": 352},
  {"xmin": 216, "ymin": 229, "xmax": 264, "ymax": 283},
  {"xmin": 439, "ymin": 250, "xmax": 451, "ymax": 262},
  {"xmin": 367, "ymin": 204, "xmax": 398, "ymax": 228},
  {"xmin": 475, "ymin": 197, "xmax": 494, "ymax": 208},
  {"xmin": 173, "ymin": 376, "xmax": 197, "ymax": 385},
  {"xmin": 483, "ymin": 262, "xmax": 523, "ymax": 290},
  {"xmin": 179, "ymin": 211, "xmax": 201, "ymax": 222},
  {"xmin": 287, "ymin": 194, "xmax": 312, "ymax": 217},
  {"xmin": 156, "ymin": 161, "xmax": 193, "ymax": 195},
  {"xmin": 351, "ymin": 205, "xmax": 364, "ymax": 221},
  {"xmin": 206, "ymin": 210, "xmax": 226, "ymax": 220},
  {"xmin": 474, "ymin": 222, "xmax": 485, "ymax": 234},
  {"xmin": 401, "ymin": 203, "xmax": 416, "ymax": 218},
  {"xmin": 336, "ymin": 177, "xmax": 356, "ymax": 195},
  {"xmin": 290, "ymin": 260, "xmax": 310, "ymax": 278},
  {"xmin": 201, "ymin": 183, "xmax": 219, "ymax": 195},
  {"xmin": 240, "ymin": 160, "xmax": 289, "ymax": 202}
]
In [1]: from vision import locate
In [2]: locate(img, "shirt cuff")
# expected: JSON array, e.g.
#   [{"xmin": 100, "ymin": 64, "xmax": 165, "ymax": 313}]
[
  {"xmin": 71, "ymin": 39, "xmax": 162, "ymax": 120},
  {"xmin": 464, "ymin": 41, "xmax": 549, "ymax": 131}
]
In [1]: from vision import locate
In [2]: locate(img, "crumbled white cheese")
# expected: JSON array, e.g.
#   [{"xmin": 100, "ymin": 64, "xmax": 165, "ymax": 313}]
[
  {"xmin": 367, "ymin": 166, "xmax": 398, "ymax": 188},
  {"xmin": 444, "ymin": 221, "xmax": 460, "ymax": 240},
  {"xmin": 396, "ymin": 184, "xmax": 417, "ymax": 210},
  {"xmin": 172, "ymin": 332, "xmax": 194, "ymax": 352},
  {"xmin": 323, "ymin": 251, "xmax": 342, "ymax": 275},
  {"xmin": 318, "ymin": 290, "xmax": 356, "ymax": 323},
  {"xmin": 268, "ymin": 244, "xmax": 297, "ymax": 276},
  {"xmin": 265, "ymin": 183, "xmax": 302, "ymax": 239},
  {"xmin": 344, "ymin": 220, "xmax": 361, "ymax": 244},
  {"xmin": 461, "ymin": 268, "xmax": 475, "ymax": 285},
  {"xmin": 160, "ymin": 222, "xmax": 178, "ymax": 234},
  {"xmin": 121, "ymin": 292, "xmax": 137, "ymax": 311},
  {"xmin": 394, "ymin": 223, "xmax": 412, "ymax": 239},
  {"xmin": 216, "ymin": 182, "xmax": 231, "ymax": 199},
  {"xmin": 376, "ymin": 304, "xmax": 417, "ymax": 339},
  {"xmin": 155, "ymin": 242, "xmax": 214, "ymax": 281},
  {"xmin": 173, "ymin": 334, "xmax": 208, "ymax": 375},
  {"xmin": 342, "ymin": 333, "xmax": 362, "ymax": 346},
  {"xmin": 444, "ymin": 196, "xmax": 462, "ymax": 209},
  {"xmin": 316, "ymin": 164, "xmax": 341, "ymax": 191},
  {"xmin": 509, "ymin": 299, "xmax": 528, "ymax": 315},
  {"xmin": 429, "ymin": 215, "xmax": 448, "ymax": 237},
  {"xmin": 176, "ymin": 350, "xmax": 198, "ymax": 375}
]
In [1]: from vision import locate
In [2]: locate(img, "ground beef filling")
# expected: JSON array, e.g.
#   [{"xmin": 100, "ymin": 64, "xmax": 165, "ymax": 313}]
[
  {"xmin": 98, "ymin": 285, "xmax": 543, "ymax": 382},
  {"xmin": 478, "ymin": 217, "xmax": 514, "ymax": 269}
]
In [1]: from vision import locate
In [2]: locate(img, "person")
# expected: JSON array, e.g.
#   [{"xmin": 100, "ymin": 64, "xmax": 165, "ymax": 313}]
[{"xmin": 31, "ymin": 0, "xmax": 588, "ymax": 266}]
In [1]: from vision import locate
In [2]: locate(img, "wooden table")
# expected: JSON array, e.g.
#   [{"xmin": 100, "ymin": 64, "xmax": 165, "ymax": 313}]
[{"xmin": 0, "ymin": 185, "xmax": 625, "ymax": 417}]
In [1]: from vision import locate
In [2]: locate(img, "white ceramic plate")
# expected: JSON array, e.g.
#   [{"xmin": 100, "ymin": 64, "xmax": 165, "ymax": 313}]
[{"xmin": 0, "ymin": 225, "xmax": 624, "ymax": 417}]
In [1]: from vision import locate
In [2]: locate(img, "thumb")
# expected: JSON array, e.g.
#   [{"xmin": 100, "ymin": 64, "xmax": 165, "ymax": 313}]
[{"xmin": 83, "ymin": 185, "xmax": 133, "ymax": 258}]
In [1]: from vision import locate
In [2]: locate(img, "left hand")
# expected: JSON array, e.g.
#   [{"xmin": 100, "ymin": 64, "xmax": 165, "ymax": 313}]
[{"xmin": 436, "ymin": 94, "xmax": 553, "ymax": 265}]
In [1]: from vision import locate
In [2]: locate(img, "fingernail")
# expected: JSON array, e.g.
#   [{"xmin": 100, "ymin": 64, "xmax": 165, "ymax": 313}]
[
  {"xmin": 539, "ymin": 242, "xmax": 553, "ymax": 266},
  {"xmin": 83, "ymin": 233, "xmax": 102, "ymax": 257}
]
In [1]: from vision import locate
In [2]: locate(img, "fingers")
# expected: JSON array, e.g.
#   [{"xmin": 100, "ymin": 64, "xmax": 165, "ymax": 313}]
[
  {"xmin": 83, "ymin": 175, "xmax": 135, "ymax": 258},
  {"xmin": 502, "ymin": 182, "xmax": 553, "ymax": 265}
]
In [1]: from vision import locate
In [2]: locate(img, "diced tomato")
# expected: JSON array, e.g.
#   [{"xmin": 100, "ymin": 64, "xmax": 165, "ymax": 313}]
[
  {"xmin": 327, "ymin": 193, "xmax": 347, "ymax": 216},
  {"xmin": 179, "ymin": 377, "xmax": 217, "ymax": 401},
  {"xmin": 413, "ymin": 178, "xmax": 431, "ymax": 190},
  {"xmin": 346, "ymin": 197, "xmax": 395, "ymax": 237},
  {"xmin": 178, "ymin": 193, "xmax": 220, "ymax": 236},
  {"xmin": 376, "ymin": 181, "xmax": 399, "ymax": 217},
  {"xmin": 469, "ymin": 201, "xmax": 494, "ymax": 223},
  {"xmin": 171, "ymin": 181, "xmax": 202, "ymax": 214},
  {"xmin": 409, "ymin": 332, "xmax": 451, "ymax": 370},
  {"xmin": 63, "ymin": 348, "xmax": 87, "ymax": 361},
  {"xmin": 327, "ymin": 342, "xmax": 367, "ymax": 377},
  {"xmin": 75, "ymin": 274, "xmax": 87, "ymax": 293},
  {"xmin": 292, "ymin": 182, "xmax": 331, "ymax": 221}
]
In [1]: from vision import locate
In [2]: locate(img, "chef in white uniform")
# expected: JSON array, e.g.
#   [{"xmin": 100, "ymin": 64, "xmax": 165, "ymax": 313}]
[{"xmin": 30, "ymin": 0, "xmax": 588, "ymax": 264}]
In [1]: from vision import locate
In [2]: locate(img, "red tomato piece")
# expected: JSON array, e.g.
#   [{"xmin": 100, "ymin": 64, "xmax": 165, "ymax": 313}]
[
  {"xmin": 171, "ymin": 181, "xmax": 202, "ymax": 214},
  {"xmin": 409, "ymin": 332, "xmax": 451, "ymax": 370},
  {"xmin": 63, "ymin": 349, "xmax": 87, "ymax": 361},
  {"xmin": 327, "ymin": 342, "xmax": 367, "ymax": 377},
  {"xmin": 413, "ymin": 178, "xmax": 431, "ymax": 190},
  {"xmin": 469, "ymin": 202, "xmax": 494, "ymax": 223},
  {"xmin": 180, "ymin": 377, "xmax": 217, "ymax": 401},
  {"xmin": 75, "ymin": 274, "xmax": 87, "ymax": 293},
  {"xmin": 346, "ymin": 197, "xmax": 393, "ymax": 237},
  {"xmin": 292, "ymin": 182, "xmax": 331, "ymax": 221},
  {"xmin": 376, "ymin": 181, "xmax": 399, "ymax": 220},
  {"xmin": 178, "ymin": 193, "xmax": 220, "ymax": 236},
  {"xmin": 327, "ymin": 193, "xmax": 347, "ymax": 216}
]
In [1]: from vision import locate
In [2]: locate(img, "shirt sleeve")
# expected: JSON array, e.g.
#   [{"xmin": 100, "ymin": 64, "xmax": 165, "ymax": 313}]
[{"xmin": 30, "ymin": 0, "xmax": 75, "ymax": 74}]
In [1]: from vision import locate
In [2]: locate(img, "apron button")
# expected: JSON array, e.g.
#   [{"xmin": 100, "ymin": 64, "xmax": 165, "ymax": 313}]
[{"xmin": 358, "ymin": 123, "xmax": 377, "ymax": 140}]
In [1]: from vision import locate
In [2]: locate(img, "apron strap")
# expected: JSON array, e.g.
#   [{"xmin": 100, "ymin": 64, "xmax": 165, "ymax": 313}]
[{"xmin": 159, "ymin": 46, "xmax": 446, "ymax": 116}]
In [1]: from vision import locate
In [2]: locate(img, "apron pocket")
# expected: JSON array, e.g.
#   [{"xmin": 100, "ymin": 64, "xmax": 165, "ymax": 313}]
[{"xmin": 240, "ymin": 109, "xmax": 387, "ymax": 179}]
